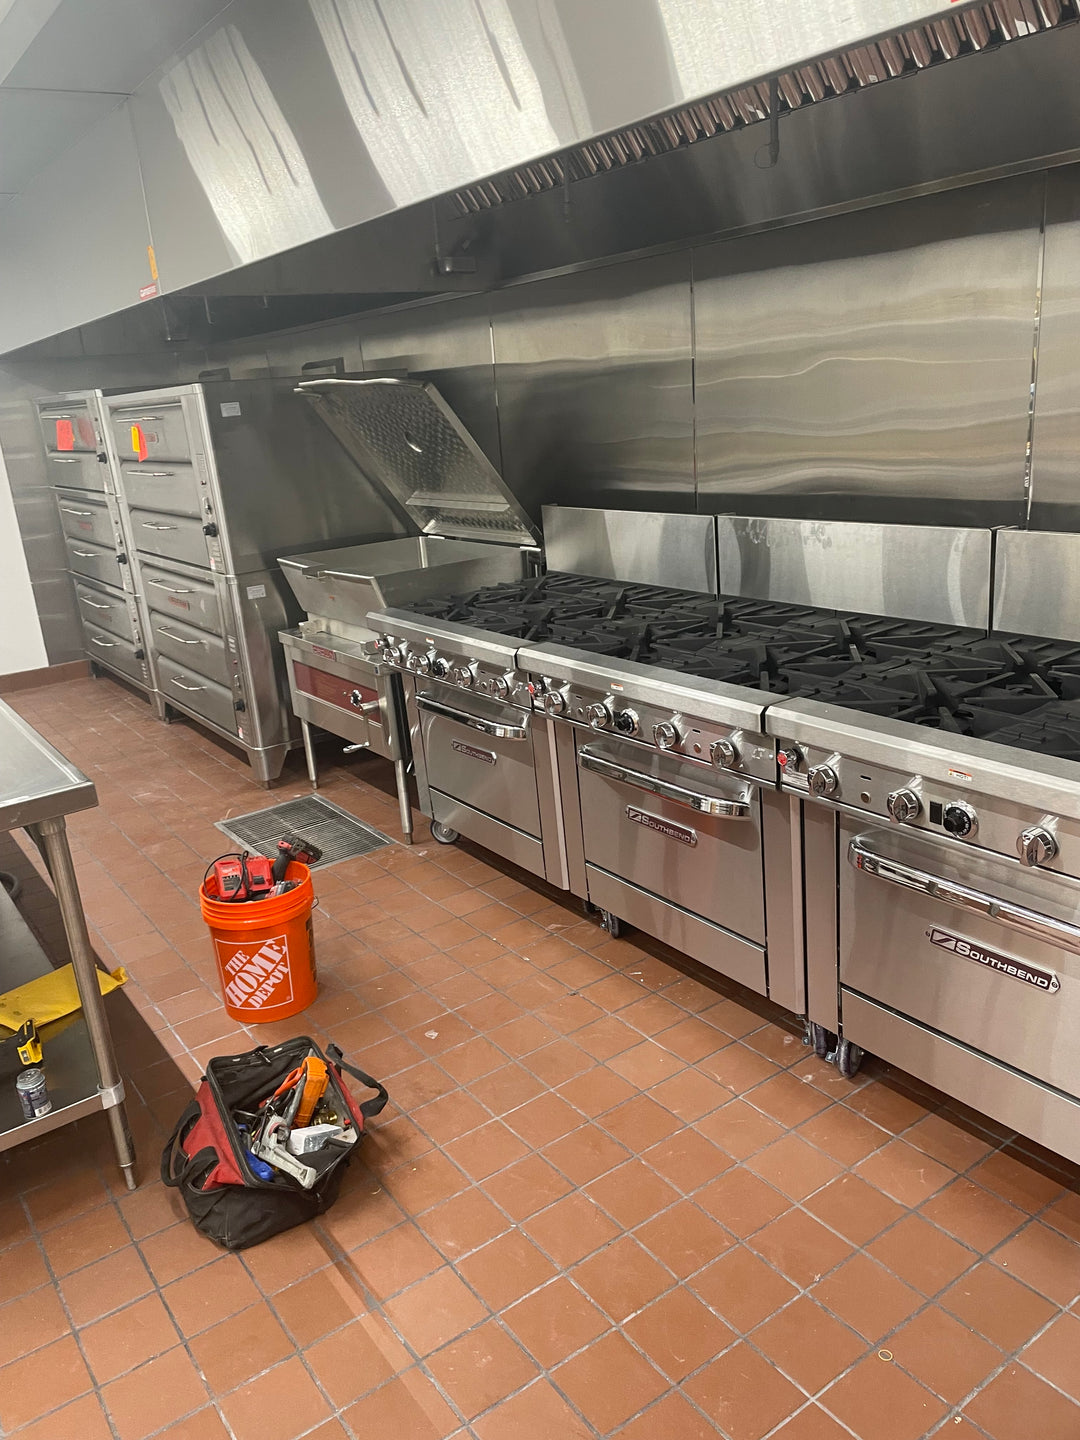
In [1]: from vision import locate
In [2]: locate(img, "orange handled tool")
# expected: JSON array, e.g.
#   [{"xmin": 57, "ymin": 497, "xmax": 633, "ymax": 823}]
[{"xmin": 267, "ymin": 1055, "xmax": 329, "ymax": 1128}]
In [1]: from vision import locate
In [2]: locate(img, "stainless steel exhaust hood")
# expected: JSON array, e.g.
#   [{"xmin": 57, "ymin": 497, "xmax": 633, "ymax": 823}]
[
  {"xmin": 2, "ymin": 0, "xmax": 1076, "ymax": 354},
  {"xmin": 451, "ymin": 0, "xmax": 1077, "ymax": 216}
]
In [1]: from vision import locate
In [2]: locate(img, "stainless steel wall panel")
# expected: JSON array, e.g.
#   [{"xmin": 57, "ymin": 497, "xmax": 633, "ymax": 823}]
[
  {"xmin": 1029, "ymin": 165, "xmax": 1080, "ymax": 531},
  {"xmin": 993, "ymin": 530, "xmax": 1080, "ymax": 643},
  {"xmin": 694, "ymin": 177, "xmax": 1044, "ymax": 528},
  {"xmin": 544, "ymin": 506, "xmax": 716, "ymax": 593},
  {"xmin": 491, "ymin": 253, "xmax": 694, "ymax": 520},
  {"xmin": 717, "ymin": 517, "xmax": 993, "ymax": 627}
]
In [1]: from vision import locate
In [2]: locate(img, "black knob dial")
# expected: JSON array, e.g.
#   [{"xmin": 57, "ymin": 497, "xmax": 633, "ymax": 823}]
[
  {"xmin": 347, "ymin": 689, "xmax": 365, "ymax": 708},
  {"xmin": 942, "ymin": 802, "xmax": 978, "ymax": 839},
  {"xmin": 612, "ymin": 708, "xmax": 639, "ymax": 736},
  {"xmin": 431, "ymin": 656, "xmax": 451, "ymax": 678},
  {"xmin": 202, "ymin": 522, "xmax": 218, "ymax": 537}
]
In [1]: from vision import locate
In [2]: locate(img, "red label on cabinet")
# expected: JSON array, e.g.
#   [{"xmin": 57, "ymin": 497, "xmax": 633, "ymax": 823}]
[{"xmin": 55, "ymin": 419, "xmax": 74, "ymax": 451}]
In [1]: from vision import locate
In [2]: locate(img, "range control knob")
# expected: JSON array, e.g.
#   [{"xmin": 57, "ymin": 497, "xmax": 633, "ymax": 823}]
[
  {"xmin": 347, "ymin": 689, "xmax": 366, "ymax": 709},
  {"xmin": 449, "ymin": 662, "xmax": 475, "ymax": 687},
  {"xmin": 653, "ymin": 720, "xmax": 680, "ymax": 751},
  {"xmin": 431, "ymin": 656, "xmax": 451, "ymax": 678},
  {"xmin": 887, "ymin": 788, "xmax": 922, "ymax": 823},
  {"xmin": 386, "ymin": 644, "xmax": 405, "ymax": 666},
  {"xmin": 777, "ymin": 745, "xmax": 804, "ymax": 772},
  {"xmin": 710, "ymin": 737, "xmax": 737, "ymax": 769},
  {"xmin": 489, "ymin": 676, "xmax": 511, "ymax": 702},
  {"xmin": 542, "ymin": 688, "xmax": 568, "ymax": 717},
  {"xmin": 942, "ymin": 801, "xmax": 978, "ymax": 839},
  {"xmin": 612, "ymin": 708, "xmax": 639, "ymax": 737},
  {"xmin": 585, "ymin": 701, "xmax": 612, "ymax": 729},
  {"xmin": 412, "ymin": 652, "xmax": 432, "ymax": 676},
  {"xmin": 1018, "ymin": 826, "xmax": 1058, "ymax": 867},
  {"xmin": 807, "ymin": 764, "xmax": 839, "ymax": 798}
]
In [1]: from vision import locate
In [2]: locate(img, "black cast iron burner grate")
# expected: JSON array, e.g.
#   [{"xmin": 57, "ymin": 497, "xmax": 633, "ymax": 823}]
[{"xmin": 215, "ymin": 796, "xmax": 393, "ymax": 869}]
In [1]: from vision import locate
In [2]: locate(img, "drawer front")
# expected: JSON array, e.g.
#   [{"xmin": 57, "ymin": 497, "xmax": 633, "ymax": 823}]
[
  {"xmin": 130, "ymin": 508, "xmax": 210, "ymax": 568},
  {"xmin": 40, "ymin": 407, "xmax": 98, "ymax": 453},
  {"xmin": 45, "ymin": 451, "xmax": 106, "ymax": 490},
  {"xmin": 65, "ymin": 535, "xmax": 124, "ymax": 586},
  {"xmin": 141, "ymin": 562, "xmax": 222, "ymax": 634},
  {"xmin": 157, "ymin": 656, "xmax": 238, "ymax": 735},
  {"xmin": 56, "ymin": 492, "xmax": 116, "ymax": 549},
  {"xmin": 110, "ymin": 403, "xmax": 191, "ymax": 462},
  {"xmin": 150, "ymin": 611, "xmax": 230, "ymax": 687},
  {"xmin": 118, "ymin": 461, "xmax": 202, "ymax": 517},
  {"xmin": 83, "ymin": 626, "xmax": 147, "ymax": 686},
  {"xmin": 74, "ymin": 581, "xmax": 135, "ymax": 643}
]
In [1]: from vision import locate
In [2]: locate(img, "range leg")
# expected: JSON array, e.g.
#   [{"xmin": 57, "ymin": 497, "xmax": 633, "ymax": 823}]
[
  {"xmin": 394, "ymin": 757, "xmax": 413, "ymax": 845},
  {"xmin": 31, "ymin": 817, "xmax": 137, "ymax": 1190},
  {"xmin": 301, "ymin": 720, "xmax": 318, "ymax": 790}
]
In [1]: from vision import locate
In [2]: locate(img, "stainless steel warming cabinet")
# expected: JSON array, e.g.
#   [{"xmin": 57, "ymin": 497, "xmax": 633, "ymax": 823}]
[{"xmin": 99, "ymin": 379, "xmax": 404, "ymax": 783}]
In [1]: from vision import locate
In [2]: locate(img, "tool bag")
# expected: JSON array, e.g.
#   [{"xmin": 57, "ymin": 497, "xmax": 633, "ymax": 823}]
[{"xmin": 161, "ymin": 1036, "xmax": 387, "ymax": 1251}]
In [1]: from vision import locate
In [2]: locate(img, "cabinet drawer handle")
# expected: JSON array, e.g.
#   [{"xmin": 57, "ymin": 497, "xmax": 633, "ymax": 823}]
[
  {"xmin": 61, "ymin": 506, "xmax": 96, "ymax": 517},
  {"xmin": 157, "ymin": 626, "xmax": 201, "ymax": 645},
  {"xmin": 50, "ymin": 455, "xmax": 81, "ymax": 463},
  {"xmin": 168, "ymin": 677, "xmax": 205, "ymax": 692},
  {"xmin": 89, "ymin": 636, "xmax": 117, "ymax": 648},
  {"xmin": 129, "ymin": 470, "xmax": 176, "ymax": 478},
  {"xmin": 79, "ymin": 597, "xmax": 111, "ymax": 610},
  {"xmin": 70, "ymin": 548, "xmax": 100, "ymax": 558},
  {"xmin": 141, "ymin": 521, "xmax": 178, "ymax": 531}
]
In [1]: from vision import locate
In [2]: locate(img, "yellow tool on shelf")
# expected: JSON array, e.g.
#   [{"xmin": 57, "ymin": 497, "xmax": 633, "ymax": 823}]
[
  {"xmin": 0, "ymin": 963, "xmax": 127, "ymax": 1034},
  {"xmin": 15, "ymin": 1019, "xmax": 42, "ymax": 1066}
]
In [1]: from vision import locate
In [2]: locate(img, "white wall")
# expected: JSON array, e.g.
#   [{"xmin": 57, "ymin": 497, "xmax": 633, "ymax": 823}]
[{"xmin": 0, "ymin": 442, "xmax": 47, "ymax": 675}]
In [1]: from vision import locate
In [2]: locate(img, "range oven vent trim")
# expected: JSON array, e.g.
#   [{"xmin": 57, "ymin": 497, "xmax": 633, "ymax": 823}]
[{"xmin": 450, "ymin": 0, "xmax": 1076, "ymax": 216}]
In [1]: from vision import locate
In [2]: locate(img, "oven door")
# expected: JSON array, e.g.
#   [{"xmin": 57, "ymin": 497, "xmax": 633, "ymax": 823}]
[
  {"xmin": 416, "ymin": 683, "xmax": 539, "ymax": 837},
  {"xmin": 841, "ymin": 819, "xmax": 1080, "ymax": 1096}
]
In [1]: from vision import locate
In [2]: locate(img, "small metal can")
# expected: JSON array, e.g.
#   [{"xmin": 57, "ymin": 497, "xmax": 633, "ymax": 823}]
[{"xmin": 16, "ymin": 1068, "xmax": 51, "ymax": 1121}]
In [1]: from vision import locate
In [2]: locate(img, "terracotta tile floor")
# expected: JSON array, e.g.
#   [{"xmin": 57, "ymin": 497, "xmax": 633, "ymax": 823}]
[{"xmin": 2, "ymin": 672, "xmax": 1080, "ymax": 1440}]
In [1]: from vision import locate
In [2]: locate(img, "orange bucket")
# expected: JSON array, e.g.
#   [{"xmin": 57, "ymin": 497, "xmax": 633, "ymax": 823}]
[{"xmin": 200, "ymin": 861, "xmax": 318, "ymax": 1023}]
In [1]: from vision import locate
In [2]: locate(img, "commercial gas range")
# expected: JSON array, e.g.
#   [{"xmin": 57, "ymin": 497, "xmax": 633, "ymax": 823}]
[
  {"xmin": 768, "ymin": 526, "xmax": 1080, "ymax": 1164},
  {"xmin": 372, "ymin": 514, "xmax": 1080, "ymax": 1164}
]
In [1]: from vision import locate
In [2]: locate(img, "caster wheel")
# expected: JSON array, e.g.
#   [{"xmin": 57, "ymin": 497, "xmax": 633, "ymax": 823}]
[
  {"xmin": 810, "ymin": 1023, "xmax": 836, "ymax": 1061},
  {"xmin": 582, "ymin": 899, "xmax": 599, "ymax": 917},
  {"xmin": 430, "ymin": 820, "xmax": 460, "ymax": 845},
  {"xmin": 836, "ymin": 1038, "xmax": 864, "ymax": 1079},
  {"xmin": 599, "ymin": 910, "xmax": 622, "ymax": 938}
]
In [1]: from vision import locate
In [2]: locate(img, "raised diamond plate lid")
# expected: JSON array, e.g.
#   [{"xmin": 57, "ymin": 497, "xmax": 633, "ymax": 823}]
[{"xmin": 297, "ymin": 377, "xmax": 538, "ymax": 548}]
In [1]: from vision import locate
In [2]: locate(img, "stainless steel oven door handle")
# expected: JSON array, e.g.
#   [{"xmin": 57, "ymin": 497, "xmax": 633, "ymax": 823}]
[
  {"xmin": 848, "ymin": 837, "xmax": 1080, "ymax": 957},
  {"xmin": 168, "ymin": 677, "xmax": 205, "ymax": 692},
  {"xmin": 147, "ymin": 579, "xmax": 193, "ymax": 594},
  {"xmin": 49, "ymin": 456, "xmax": 81, "ymax": 463},
  {"xmin": 88, "ymin": 636, "xmax": 116, "ymax": 648},
  {"xmin": 129, "ymin": 470, "xmax": 176, "ymax": 478},
  {"xmin": 70, "ymin": 548, "xmax": 100, "ymax": 558},
  {"xmin": 60, "ymin": 507, "xmax": 96, "ymax": 516},
  {"xmin": 79, "ymin": 597, "xmax": 111, "ymax": 610},
  {"xmin": 579, "ymin": 749, "xmax": 752, "ymax": 819},
  {"xmin": 156, "ymin": 627, "xmax": 202, "ymax": 645},
  {"xmin": 416, "ymin": 693, "xmax": 529, "ymax": 740},
  {"xmin": 141, "ymin": 520, "xmax": 179, "ymax": 531}
]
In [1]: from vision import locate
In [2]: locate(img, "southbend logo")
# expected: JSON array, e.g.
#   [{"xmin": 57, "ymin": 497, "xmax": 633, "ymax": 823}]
[
  {"xmin": 927, "ymin": 928, "xmax": 1060, "ymax": 993},
  {"xmin": 219, "ymin": 935, "xmax": 294, "ymax": 1011},
  {"xmin": 626, "ymin": 806, "xmax": 697, "ymax": 846},
  {"xmin": 451, "ymin": 738, "xmax": 496, "ymax": 765}
]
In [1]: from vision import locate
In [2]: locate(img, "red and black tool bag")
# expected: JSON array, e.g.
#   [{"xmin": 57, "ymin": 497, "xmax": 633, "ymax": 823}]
[{"xmin": 161, "ymin": 1036, "xmax": 387, "ymax": 1251}]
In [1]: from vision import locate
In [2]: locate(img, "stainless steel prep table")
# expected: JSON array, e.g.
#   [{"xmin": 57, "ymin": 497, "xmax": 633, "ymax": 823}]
[{"xmin": 0, "ymin": 698, "xmax": 135, "ymax": 1188}]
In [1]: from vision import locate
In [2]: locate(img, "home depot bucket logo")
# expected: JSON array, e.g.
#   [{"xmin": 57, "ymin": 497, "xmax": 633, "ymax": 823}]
[{"xmin": 218, "ymin": 934, "xmax": 294, "ymax": 1012}]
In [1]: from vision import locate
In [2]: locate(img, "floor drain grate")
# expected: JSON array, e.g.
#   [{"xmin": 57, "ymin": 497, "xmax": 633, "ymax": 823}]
[{"xmin": 215, "ymin": 796, "xmax": 393, "ymax": 870}]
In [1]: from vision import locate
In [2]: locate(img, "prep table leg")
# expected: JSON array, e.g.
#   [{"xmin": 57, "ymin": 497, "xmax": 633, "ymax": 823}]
[
  {"xmin": 31, "ymin": 817, "xmax": 137, "ymax": 1191},
  {"xmin": 395, "ymin": 758, "xmax": 413, "ymax": 845},
  {"xmin": 301, "ymin": 719, "xmax": 318, "ymax": 790}
]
